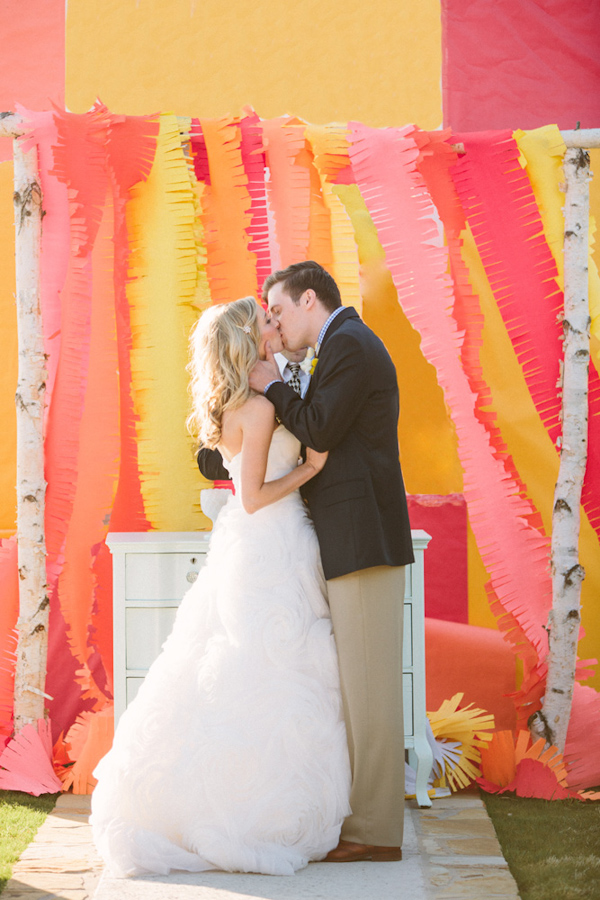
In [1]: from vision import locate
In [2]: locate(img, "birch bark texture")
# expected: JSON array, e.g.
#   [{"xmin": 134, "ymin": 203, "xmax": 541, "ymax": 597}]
[
  {"xmin": 537, "ymin": 148, "xmax": 591, "ymax": 753},
  {"xmin": 12, "ymin": 132, "xmax": 50, "ymax": 732}
]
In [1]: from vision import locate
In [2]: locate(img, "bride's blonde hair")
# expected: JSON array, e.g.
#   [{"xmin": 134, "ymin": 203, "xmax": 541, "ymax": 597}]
[{"xmin": 187, "ymin": 296, "xmax": 261, "ymax": 448}]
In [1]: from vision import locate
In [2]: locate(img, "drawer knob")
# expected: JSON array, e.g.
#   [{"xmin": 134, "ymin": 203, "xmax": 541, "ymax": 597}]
[{"xmin": 186, "ymin": 570, "xmax": 198, "ymax": 584}]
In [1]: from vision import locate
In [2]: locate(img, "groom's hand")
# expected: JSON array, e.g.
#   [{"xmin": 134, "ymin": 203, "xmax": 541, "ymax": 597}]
[{"xmin": 249, "ymin": 342, "xmax": 282, "ymax": 394}]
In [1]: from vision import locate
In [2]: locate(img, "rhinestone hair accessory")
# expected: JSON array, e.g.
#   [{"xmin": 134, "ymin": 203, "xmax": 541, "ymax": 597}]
[{"xmin": 241, "ymin": 324, "xmax": 252, "ymax": 334}]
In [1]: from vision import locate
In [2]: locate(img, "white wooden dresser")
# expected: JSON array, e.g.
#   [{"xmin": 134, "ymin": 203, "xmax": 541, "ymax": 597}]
[{"xmin": 106, "ymin": 527, "xmax": 433, "ymax": 806}]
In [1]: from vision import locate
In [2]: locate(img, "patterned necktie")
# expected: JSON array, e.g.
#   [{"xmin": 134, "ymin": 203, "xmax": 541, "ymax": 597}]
[{"xmin": 287, "ymin": 362, "xmax": 302, "ymax": 395}]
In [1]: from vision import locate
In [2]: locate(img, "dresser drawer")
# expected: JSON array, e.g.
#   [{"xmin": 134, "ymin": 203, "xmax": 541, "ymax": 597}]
[
  {"xmin": 125, "ymin": 552, "xmax": 206, "ymax": 600},
  {"xmin": 125, "ymin": 606, "xmax": 179, "ymax": 669}
]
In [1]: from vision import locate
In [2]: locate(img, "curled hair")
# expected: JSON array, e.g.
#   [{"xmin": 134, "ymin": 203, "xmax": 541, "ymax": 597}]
[{"xmin": 187, "ymin": 296, "xmax": 261, "ymax": 448}]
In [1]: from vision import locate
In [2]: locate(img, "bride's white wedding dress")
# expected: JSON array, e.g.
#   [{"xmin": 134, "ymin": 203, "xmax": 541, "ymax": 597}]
[{"xmin": 91, "ymin": 426, "xmax": 351, "ymax": 877}]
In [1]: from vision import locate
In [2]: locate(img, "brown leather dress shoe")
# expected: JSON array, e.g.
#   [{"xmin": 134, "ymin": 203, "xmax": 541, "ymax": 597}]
[{"xmin": 324, "ymin": 839, "xmax": 402, "ymax": 862}]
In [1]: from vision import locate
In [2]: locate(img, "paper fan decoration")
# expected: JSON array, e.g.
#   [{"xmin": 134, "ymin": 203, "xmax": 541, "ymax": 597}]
[
  {"xmin": 427, "ymin": 693, "xmax": 495, "ymax": 791},
  {"xmin": 478, "ymin": 729, "xmax": 600, "ymax": 801},
  {"xmin": 0, "ymin": 718, "xmax": 63, "ymax": 795}
]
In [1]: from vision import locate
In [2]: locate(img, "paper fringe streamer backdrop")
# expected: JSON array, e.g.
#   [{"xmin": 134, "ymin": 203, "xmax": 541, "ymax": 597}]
[{"xmin": 0, "ymin": 108, "xmax": 599, "ymax": 793}]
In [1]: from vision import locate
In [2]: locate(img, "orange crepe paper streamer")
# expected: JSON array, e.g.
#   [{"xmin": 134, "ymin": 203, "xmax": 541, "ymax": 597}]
[
  {"xmin": 262, "ymin": 116, "xmax": 311, "ymax": 268},
  {"xmin": 56, "ymin": 707, "xmax": 114, "ymax": 794},
  {"xmin": 105, "ymin": 111, "xmax": 158, "ymax": 536},
  {"xmin": 450, "ymin": 132, "xmax": 600, "ymax": 543},
  {"xmin": 57, "ymin": 181, "xmax": 120, "ymax": 707},
  {"xmin": 198, "ymin": 115, "xmax": 257, "ymax": 302},
  {"xmin": 305, "ymin": 123, "xmax": 362, "ymax": 312},
  {"xmin": 0, "ymin": 719, "xmax": 63, "ymax": 796},
  {"xmin": 348, "ymin": 125, "xmax": 552, "ymax": 709},
  {"xmin": 0, "ymin": 539, "xmax": 18, "ymax": 748},
  {"xmin": 92, "ymin": 111, "xmax": 160, "ymax": 693},
  {"xmin": 41, "ymin": 106, "xmax": 111, "ymax": 713}
]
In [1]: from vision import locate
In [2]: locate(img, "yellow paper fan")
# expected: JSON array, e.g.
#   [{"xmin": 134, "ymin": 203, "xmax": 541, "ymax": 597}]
[{"xmin": 427, "ymin": 693, "xmax": 495, "ymax": 791}]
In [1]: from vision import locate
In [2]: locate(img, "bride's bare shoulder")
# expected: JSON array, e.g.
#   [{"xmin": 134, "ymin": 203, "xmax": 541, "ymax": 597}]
[
  {"xmin": 223, "ymin": 394, "xmax": 274, "ymax": 432},
  {"xmin": 238, "ymin": 394, "xmax": 276, "ymax": 426}
]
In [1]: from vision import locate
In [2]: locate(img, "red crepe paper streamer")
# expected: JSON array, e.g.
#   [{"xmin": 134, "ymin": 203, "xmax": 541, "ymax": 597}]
[
  {"xmin": 450, "ymin": 131, "xmax": 600, "ymax": 542},
  {"xmin": 0, "ymin": 719, "xmax": 62, "ymax": 796}
]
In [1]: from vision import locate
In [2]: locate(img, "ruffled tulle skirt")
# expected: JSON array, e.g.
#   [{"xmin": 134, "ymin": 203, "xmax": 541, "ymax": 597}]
[{"xmin": 91, "ymin": 491, "xmax": 351, "ymax": 877}]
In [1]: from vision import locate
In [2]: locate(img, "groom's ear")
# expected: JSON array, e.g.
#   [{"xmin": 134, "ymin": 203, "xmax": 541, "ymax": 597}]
[{"xmin": 304, "ymin": 289, "xmax": 317, "ymax": 309}]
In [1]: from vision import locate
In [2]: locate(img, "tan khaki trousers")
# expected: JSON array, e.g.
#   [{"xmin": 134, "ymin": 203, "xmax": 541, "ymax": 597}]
[{"xmin": 327, "ymin": 565, "xmax": 405, "ymax": 847}]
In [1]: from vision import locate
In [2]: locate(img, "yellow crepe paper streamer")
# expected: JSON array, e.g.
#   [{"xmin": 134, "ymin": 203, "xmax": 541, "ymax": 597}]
[{"xmin": 127, "ymin": 114, "xmax": 210, "ymax": 531}]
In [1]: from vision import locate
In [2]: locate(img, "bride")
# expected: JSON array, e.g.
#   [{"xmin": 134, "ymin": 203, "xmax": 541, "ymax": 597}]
[{"xmin": 91, "ymin": 296, "xmax": 351, "ymax": 877}]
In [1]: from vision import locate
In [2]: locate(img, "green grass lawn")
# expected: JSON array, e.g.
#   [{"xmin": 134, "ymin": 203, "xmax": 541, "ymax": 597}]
[
  {"xmin": 482, "ymin": 790, "xmax": 600, "ymax": 900},
  {"xmin": 0, "ymin": 790, "xmax": 59, "ymax": 894}
]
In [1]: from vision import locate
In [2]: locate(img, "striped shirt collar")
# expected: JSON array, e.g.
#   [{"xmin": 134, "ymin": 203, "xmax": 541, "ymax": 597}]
[{"xmin": 315, "ymin": 306, "xmax": 345, "ymax": 355}]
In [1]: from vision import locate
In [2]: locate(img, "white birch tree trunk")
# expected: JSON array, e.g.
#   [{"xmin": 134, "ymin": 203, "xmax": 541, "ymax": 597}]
[
  {"xmin": 11, "ymin": 131, "xmax": 50, "ymax": 731},
  {"xmin": 531, "ymin": 148, "xmax": 591, "ymax": 753}
]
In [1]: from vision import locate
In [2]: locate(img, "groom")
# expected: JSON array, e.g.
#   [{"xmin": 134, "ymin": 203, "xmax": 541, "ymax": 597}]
[{"xmin": 249, "ymin": 261, "xmax": 414, "ymax": 862}]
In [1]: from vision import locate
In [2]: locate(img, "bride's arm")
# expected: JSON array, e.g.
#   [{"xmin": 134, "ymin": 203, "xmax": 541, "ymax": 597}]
[{"xmin": 239, "ymin": 395, "xmax": 327, "ymax": 514}]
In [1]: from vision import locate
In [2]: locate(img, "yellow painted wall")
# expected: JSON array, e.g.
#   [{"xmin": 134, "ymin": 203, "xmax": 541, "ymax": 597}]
[{"xmin": 65, "ymin": 0, "xmax": 442, "ymax": 130}]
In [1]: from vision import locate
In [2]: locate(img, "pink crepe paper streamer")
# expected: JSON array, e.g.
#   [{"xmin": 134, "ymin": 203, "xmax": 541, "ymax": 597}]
[
  {"xmin": 348, "ymin": 123, "xmax": 552, "ymax": 694},
  {"xmin": 0, "ymin": 718, "xmax": 62, "ymax": 795},
  {"xmin": 451, "ymin": 131, "xmax": 600, "ymax": 541},
  {"xmin": 262, "ymin": 116, "xmax": 311, "ymax": 268},
  {"xmin": 240, "ymin": 109, "xmax": 271, "ymax": 293},
  {"xmin": 414, "ymin": 131, "xmax": 553, "ymax": 712}
]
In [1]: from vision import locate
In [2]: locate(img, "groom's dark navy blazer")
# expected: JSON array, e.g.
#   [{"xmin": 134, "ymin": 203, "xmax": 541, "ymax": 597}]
[{"xmin": 265, "ymin": 307, "xmax": 414, "ymax": 580}]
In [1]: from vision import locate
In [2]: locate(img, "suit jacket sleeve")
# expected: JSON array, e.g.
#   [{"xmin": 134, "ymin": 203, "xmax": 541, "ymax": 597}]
[
  {"xmin": 266, "ymin": 333, "xmax": 369, "ymax": 452},
  {"xmin": 196, "ymin": 446, "xmax": 230, "ymax": 481}
]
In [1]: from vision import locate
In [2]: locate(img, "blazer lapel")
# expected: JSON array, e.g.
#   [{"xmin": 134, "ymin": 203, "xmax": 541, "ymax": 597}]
[{"xmin": 305, "ymin": 307, "xmax": 360, "ymax": 403}]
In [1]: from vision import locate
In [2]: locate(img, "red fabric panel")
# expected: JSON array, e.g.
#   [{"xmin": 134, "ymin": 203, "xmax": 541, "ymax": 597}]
[
  {"xmin": 408, "ymin": 495, "xmax": 468, "ymax": 623},
  {"xmin": 443, "ymin": 0, "xmax": 600, "ymax": 130}
]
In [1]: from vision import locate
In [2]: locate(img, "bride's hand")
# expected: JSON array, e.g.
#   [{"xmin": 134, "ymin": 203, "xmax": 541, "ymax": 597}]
[{"xmin": 306, "ymin": 447, "xmax": 329, "ymax": 474}]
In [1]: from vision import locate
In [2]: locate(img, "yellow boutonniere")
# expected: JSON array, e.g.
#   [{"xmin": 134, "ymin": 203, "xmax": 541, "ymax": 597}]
[
  {"xmin": 300, "ymin": 348, "xmax": 317, "ymax": 377},
  {"xmin": 309, "ymin": 357, "xmax": 318, "ymax": 375}
]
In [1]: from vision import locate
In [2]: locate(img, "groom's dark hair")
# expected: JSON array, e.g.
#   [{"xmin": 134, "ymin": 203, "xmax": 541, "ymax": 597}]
[{"xmin": 262, "ymin": 261, "xmax": 342, "ymax": 314}]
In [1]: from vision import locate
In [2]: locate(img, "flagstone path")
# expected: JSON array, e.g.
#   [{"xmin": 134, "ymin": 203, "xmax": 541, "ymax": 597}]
[{"xmin": 2, "ymin": 789, "xmax": 520, "ymax": 900}]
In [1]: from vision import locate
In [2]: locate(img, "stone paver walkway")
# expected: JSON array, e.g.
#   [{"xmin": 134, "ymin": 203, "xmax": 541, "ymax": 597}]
[{"xmin": 3, "ymin": 789, "xmax": 520, "ymax": 900}]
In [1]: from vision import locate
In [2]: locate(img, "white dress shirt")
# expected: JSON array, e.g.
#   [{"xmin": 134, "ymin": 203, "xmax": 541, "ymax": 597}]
[{"xmin": 275, "ymin": 353, "xmax": 310, "ymax": 398}]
